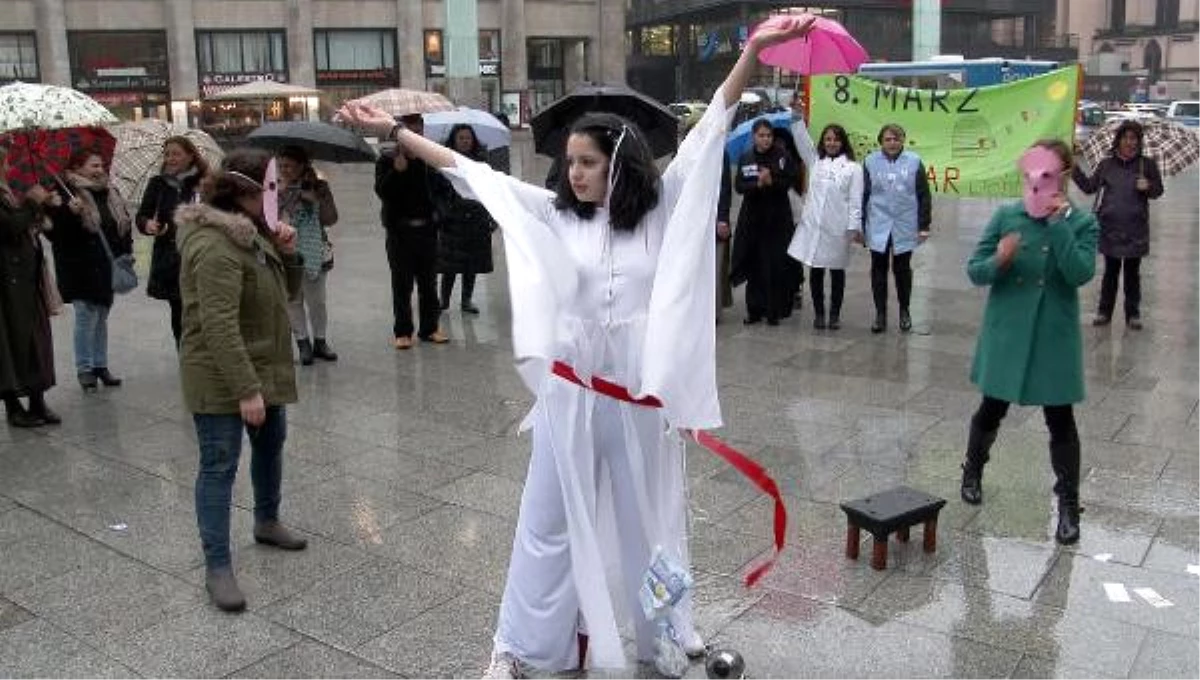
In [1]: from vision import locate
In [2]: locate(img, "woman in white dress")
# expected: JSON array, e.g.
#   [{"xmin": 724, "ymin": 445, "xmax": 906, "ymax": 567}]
[
  {"xmin": 786, "ymin": 119, "xmax": 864, "ymax": 330},
  {"xmin": 337, "ymin": 16, "xmax": 816, "ymax": 678}
]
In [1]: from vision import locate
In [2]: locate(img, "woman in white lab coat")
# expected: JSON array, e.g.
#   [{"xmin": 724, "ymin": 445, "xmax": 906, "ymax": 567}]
[
  {"xmin": 336, "ymin": 16, "xmax": 817, "ymax": 678},
  {"xmin": 786, "ymin": 119, "xmax": 864, "ymax": 330}
]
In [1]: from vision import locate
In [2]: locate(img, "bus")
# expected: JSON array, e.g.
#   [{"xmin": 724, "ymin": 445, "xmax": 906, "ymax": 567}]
[{"xmin": 857, "ymin": 58, "xmax": 1062, "ymax": 90}]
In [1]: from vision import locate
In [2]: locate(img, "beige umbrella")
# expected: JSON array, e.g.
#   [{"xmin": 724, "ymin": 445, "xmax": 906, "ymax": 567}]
[
  {"xmin": 110, "ymin": 120, "xmax": 223, "ymax": 207},
  {"xmin": 347, "ymin": 88, "xmax": 454, "ymax": 117}
]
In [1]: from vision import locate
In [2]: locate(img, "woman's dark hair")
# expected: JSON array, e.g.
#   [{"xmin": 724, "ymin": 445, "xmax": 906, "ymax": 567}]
[
  {"xmin": 877, "ymin": 123, "xmax": 906, "ymax": 144},
  {"xmin": 444, "ymin": 123, "xmax": 483, "ymax": 158},
  {"xmin": 161, "ymin": 135, "xmax": 210, "ymax": 176},
  {"xmin": 66, "ymin": 146, "xmax": 105, "ymax": 171},
  {"xmin": 1031, "ymin": 138, "xmax": 1074, "ymax": 173},
  {"xmin": 208, "ymin": 148, "xmax": 272, "ymax": 216},
  {"xmin": 552, "ymin": 112, "xmax": 660, "ymax": 233},
  {"xmin": 1110, "ymin": 119, "xmax": 1143, "ymax": 156},
  {"xmin": 276, "ymin": 144, "xmax": 311, "ymax": 168},
  {"xmin": 818, "ymin": 124, "xmax": 855, "ymax": 161}
]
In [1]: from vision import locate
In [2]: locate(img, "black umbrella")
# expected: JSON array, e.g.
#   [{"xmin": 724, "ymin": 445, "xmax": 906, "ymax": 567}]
[
  {"xmin": 531, "ymin": 83, "xmax": 680, "ymax": 159},
  {"xmin": 245, "ymin": 121, "xmax": 377, "ymax": 163}
]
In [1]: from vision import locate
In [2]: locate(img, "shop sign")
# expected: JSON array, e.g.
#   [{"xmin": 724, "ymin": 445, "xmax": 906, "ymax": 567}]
[
  {"xmin": 316, "ymin": 68, "xmax": 397, "ymax": 85},
  {"xmin": 426, "ymin": 60, "xmax": 502, "ymax": 78},
  {"xmin": 200, "ymin": 71, "xmax": 289, "ymax": 97}
]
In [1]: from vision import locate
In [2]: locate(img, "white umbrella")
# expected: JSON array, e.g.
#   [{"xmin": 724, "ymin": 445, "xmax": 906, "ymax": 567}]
[
  {"xmin": 422, "ymin": 107, "xmax": 512, "ymax": 149},
  {"xmin": 0, "ymin": 81, "xmax": 117, "ymax": 132}
]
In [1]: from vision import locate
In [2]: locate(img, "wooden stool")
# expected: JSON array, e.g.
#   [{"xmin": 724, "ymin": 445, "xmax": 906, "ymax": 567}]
[{"xmin": 840, "ymin": 486, "xmax": 946, "ymax": 570}]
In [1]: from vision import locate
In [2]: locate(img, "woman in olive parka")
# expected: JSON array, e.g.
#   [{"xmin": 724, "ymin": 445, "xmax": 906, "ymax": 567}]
[{"xmin": 959, "ymin": 139, "xmax": 1099, "ymax": 547}]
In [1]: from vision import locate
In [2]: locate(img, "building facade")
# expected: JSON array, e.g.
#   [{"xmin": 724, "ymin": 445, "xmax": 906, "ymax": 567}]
[
  {"xmin": 0, "ymin": 0, "xmax": 627, "ymax": 127},
  {"xmin": 626, "ymin": 0, "xmax": 1081, "ymax": 103},
  {"xmin": 1057, "ymin": 0, "xmax": 1199, "ymax": 103}
]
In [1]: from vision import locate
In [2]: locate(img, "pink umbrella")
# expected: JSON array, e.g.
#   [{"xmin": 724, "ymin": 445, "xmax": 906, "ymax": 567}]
[{"xmin": 754, "ymin": 14, "xmax": 868, "ymax": 75}]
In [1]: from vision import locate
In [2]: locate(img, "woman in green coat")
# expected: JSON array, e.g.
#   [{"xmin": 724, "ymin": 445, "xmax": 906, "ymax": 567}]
[
  {"xmin": 960, "ymin": 139, "xmax": 1099, "ymax": 546},
  {"xmin": 176, "ymin": 148, "xmax": 307, "ymax": 613}
]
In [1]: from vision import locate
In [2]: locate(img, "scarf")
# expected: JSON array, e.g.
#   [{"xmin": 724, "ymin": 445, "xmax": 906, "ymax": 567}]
[
  {"xmin": 279, "ymin": 183, "xmax": 323, "ymax": 279},
  {"xmin": 64, "ymin": 171, "xmax": 132, "ymax": 237},
  {"xmin": 162, "ymin": 165, "xmax": 200, "ymax": 192}
]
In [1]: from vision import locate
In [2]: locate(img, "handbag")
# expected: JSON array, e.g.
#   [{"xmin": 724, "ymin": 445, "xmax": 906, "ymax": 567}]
[
  {"xmin": 320, "ymin": 230, "xmax": 335, "ymax": 271},
  {"xmin": 97, "ymin": 230, "xmax": 137, "ymax": 295}
]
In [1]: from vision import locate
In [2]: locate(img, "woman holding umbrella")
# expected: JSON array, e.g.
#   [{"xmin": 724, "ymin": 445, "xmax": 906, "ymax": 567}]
[
  {"xmin": 338, "ymin": 14, "xmax": 816, "ymax": 678},
  {"xmin": 137, "ymin": 136, "xmax": 209, "ymax": 346},
  {"xmin": 1071, "ymin": 119, "xmax": 1164, "ymax": 330},
  {"xmin": 276, "ymin": 145, "xmax": 339, "ymax": 365},
  {"xmin": 45, "ymin": 147, "xmax": 132, "ymax": 392},
  {"xmin": 0, "ymin": 147, "xmax": 61, "ymax": 427},
  {"xmin": 731, "ymin": 119, "xmax": 799, "ymax": 326},
  {"xmin": 436, "ymin": 124, "xmax": 496, "ymax": 315}
]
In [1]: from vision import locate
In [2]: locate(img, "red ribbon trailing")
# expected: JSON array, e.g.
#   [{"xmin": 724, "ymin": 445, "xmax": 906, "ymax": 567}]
[{"xmin": 550, "ymin": 360, "xmax": 786, "ymax": 587}]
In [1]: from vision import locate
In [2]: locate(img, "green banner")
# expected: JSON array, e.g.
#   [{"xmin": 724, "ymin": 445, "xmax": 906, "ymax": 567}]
[{"xmin": 808, "ymin": 66, "xmax": 1079, "ymax": 197}]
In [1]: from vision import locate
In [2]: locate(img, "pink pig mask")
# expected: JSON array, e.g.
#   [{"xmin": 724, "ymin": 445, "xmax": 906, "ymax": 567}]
[{"xmin": 1019, "ymin": 147, "xmax": 1065, "ymax": 219}]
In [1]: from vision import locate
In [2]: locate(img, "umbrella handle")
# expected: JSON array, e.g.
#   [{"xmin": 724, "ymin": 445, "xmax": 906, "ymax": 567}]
[{"xmin": 51, "ymin": 174, "xmax": 75, "ymax": 202}]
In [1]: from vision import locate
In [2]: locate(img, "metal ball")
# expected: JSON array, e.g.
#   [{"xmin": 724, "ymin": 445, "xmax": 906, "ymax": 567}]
[{"xmin": 705, "ymin": 648, "xmax": 746, "ymax": 679}]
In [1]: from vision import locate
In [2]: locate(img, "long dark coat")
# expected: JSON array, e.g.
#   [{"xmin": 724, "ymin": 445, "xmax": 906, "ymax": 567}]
[
  {"xmin": 137, "ymin": 172, "xmax": 203, "ymax": 300},
  {"xmin": 1071, "ymin": 154, "xmax": 1163, "ymax": 258},
  {"xmin": 967, "ymin": 203, "xmax": 1099, "ymax": 405},
  {"xmin": 730, "ymin": 142, "xmax": 798, "ymax": 320},
  {"xmin": 433, "ymin": 160, "xmax": 495, "ymax": 275},
  {"xmin": 0, "ymin": 197, "xmax": 55, "ymax": 397},
  {"xmin": 45, "ymin": 186, "xmax": 133, "ymax": 307}
]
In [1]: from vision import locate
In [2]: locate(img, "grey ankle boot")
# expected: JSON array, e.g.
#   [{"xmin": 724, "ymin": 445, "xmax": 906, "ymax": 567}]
[
  {"xmin": 205, "ymin": 567, "xmax": 246, "ymax": 612},
  {"xmin": 254, "ymin": 521, "xmax": 308, "ymax": 551}
]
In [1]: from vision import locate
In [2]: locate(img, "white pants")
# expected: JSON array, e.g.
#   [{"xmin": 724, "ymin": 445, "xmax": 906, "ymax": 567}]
[
  {"xmin": 286, "ymin": 271, "xmax": 328, "ymax": 340},
  {"xmin": 493, "ymin": 391, "xmax": 697, "ymax": 671}
]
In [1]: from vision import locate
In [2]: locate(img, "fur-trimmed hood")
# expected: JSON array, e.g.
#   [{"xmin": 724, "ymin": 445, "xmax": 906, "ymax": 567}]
[{"xmin": 174, "ymin": 202, "xmax": 259, "ymax": 250}]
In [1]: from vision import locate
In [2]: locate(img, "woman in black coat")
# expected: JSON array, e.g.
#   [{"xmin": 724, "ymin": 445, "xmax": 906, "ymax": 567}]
[
  {"xmin": 1072, "ymin": 119, "xmax": 1163, "ymax": 329},
  {"xmin": 44, "ymin": 148, "xmax": 133, "ymax": 391},
  {"xmin": 730, "ymin": 120, "xmax": 798, "ymax": 326},
  {"xmin": 436, "ymin": 124, "xmax": 496, "ymax": 314},
  {"xmin": 0, "ymin": 148, "xmax": 60, "ymax": 427},
  {"xmin": 137, "ymin": 136, "xmax": 208, "ymax": 345}
]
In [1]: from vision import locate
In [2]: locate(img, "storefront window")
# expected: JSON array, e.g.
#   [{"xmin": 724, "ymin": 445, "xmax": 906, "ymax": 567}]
[
  {"xmin": 69, "ymin": 31, "xmax": 170, "ymax": 121},
  {"xmin": 479, "ymin": 29, "xmax": 501, "ymax": 112},
  {"xmin": 528, "ymin": 38, "xmax": 564, "ymax": 113},
  {"xmin": 195, "ymin": 30, "xmax": 289, "ymax": 138},
  {"xmin": 315, "ymin": 29, "xmax": 398, "ymax": 115},
  {"xmin": 641, "ymin": 25, "xmax": 675, "ymax": 57},
  {"xmin": 196, "ymin": 30, "xmax": 287, "ymax": 79},
  {"xmin": 0, "ymin": 32, "xmax": 38, "ymax": 83}
]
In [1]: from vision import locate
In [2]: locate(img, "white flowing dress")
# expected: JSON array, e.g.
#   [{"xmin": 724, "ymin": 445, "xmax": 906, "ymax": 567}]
[
  {"xmin": 441, "ymin": 90, "xmax": 737, "ymax": 671},
  {"xmin": 786, "ymin": 119, "xmax": 864, "ymax": 269}
]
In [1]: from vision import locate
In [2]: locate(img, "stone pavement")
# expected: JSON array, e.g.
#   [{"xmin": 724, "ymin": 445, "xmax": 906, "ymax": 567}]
[{"xmin": 0, "ymin": 155, "xmax": 1196, "ymax": 679}]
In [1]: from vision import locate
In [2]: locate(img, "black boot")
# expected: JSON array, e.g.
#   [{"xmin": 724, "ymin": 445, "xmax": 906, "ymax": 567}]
[
  {"xmin": 27, "ymin": 392, "xmax": 60, "ymax": 425},
  {"xmin": 827, "ymin": 309, "xmax": 840, "ymax": 330},
  {"xmin": 5, "ymin": 397, "xmax": 41, "ymax": 428},
  {"xmin": 78, "ymin": 371, "xmax": 98, "ymax": 392},
  {"xmin": 899, "ymin": 308, "xmax": 913, "ymax": 333},
  {"xmin": 961, "ymin": 414, "xmax": 999, "ymax": 505},
  {"xmin": 312, "ymin": 338, "xmax": 338, "ymax": 362},
  {"xmin": 296, "ymin": 338, "xmax": 314, "ymax": 366},
  {"xmin": 1050, "ymin": 439, "xmax": 1082, "ymax": 545},
  {"xmin": 871, "ymin": 311, "xmax": 886, "ymax": 334},
  {"xmin": 93, "ymin": 367, "xmax": 122, "ymax": 387}
]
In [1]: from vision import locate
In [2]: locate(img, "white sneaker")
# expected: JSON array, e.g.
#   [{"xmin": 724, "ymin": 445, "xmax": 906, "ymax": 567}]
[{"xmin": 482, "ymin": 651, "xmax": 523, "ymax": 679}]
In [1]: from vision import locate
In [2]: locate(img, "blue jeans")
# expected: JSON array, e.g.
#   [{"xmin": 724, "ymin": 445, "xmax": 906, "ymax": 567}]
[
  {"xmin": 193, "ymin": 405, "xmax": 287, "ymax": 569},
  {"xmin": 73, "ymin": 301, "xmax": 110, "ymax": 373}
]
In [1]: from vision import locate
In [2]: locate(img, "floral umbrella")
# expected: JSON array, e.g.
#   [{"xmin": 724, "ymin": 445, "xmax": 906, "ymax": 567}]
[
  {"xmin": 0, "ymin": 81, "xmax": 118, "ymax": 132},
  {"xmin": 345, "ymin": 88, "xmax": 455, "ymax": 117},
  {"xmin": 109, "ymin": 119, "xmax": 224, "ymax": 207},
  {"xmin": 0, "ymin": 82, "xmax": 119, "ymax": 194},
  {"xmin": 0, "ymin": 126, "xmax": 116, "ymax": 193}
]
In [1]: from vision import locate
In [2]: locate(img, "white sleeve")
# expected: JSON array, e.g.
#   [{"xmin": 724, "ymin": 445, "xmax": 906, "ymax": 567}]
[
  {"xmin": 441, "ymin": 153, "xmax": 577, "ymax": 394},
  {"xmin": 791, "ymin": 117, "xmax": 818, "ymax": 169},
  {"xmin": 846, "ymin": 163, "xmax": 864, "ymax": 232},
  {"xmin": 660, "ymin": 88, "xmax": 739, "ymax": 214}
]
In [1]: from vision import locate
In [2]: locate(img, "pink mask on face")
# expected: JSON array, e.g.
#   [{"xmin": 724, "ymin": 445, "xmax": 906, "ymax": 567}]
[{"xmin": 1019, "ymin": 147, "xmax": 1064, "ymax": 219}]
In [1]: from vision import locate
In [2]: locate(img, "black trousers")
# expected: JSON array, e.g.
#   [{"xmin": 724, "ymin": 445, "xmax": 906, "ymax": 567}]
[
  {"xmin": 870, "ymin": 239, "xmax": 913, "ymax": 314},
  {"xmin": 440, "ymin": 273, "xmax": 476, "ymax": 306},
  {"xmin": 1097, "ymin": 256, "xmax": 1142, "ymax": 319},
  {"xmin": 808, "ymin": 267, "xmax": 845, "ymax": 316},
  {"xmin": 168, "ymin": 296, "xmax": 183, "ymax": 346},
  {"xmin": 385, "ymin": 227, "xmax": 440, "ymax": 338},
  {"xmin": 974, "ymin": 395, "xmax": 1079, "ymax": 447}
]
